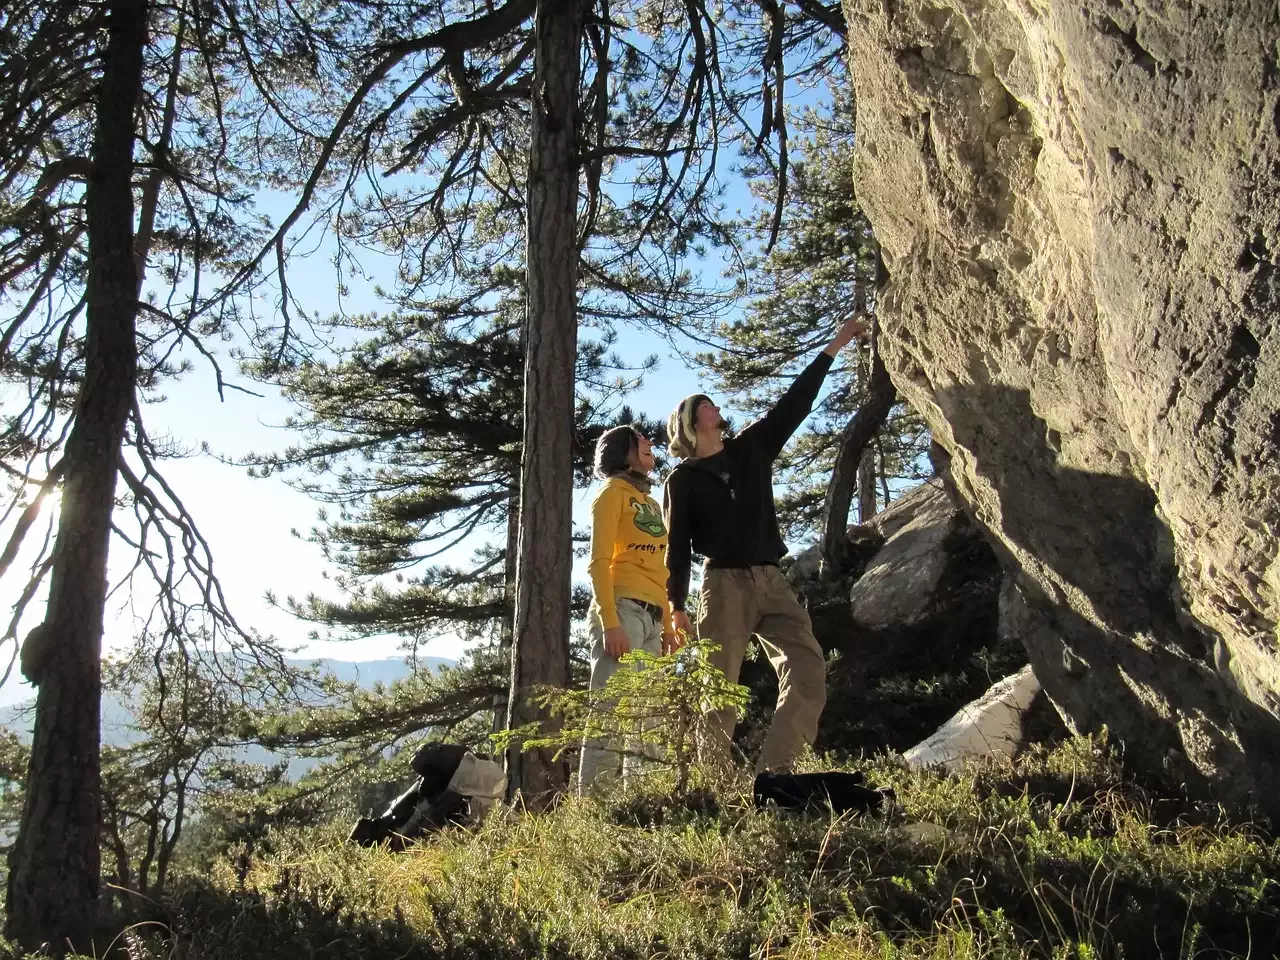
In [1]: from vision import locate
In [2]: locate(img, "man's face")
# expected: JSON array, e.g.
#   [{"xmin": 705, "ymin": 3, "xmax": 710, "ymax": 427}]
[{"xmin": 694, "ymin": 398, "xmax": 727, "ymax": 432}]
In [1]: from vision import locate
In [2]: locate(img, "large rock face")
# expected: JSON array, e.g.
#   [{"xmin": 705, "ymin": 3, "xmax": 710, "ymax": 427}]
[{"xmin": 843, "ymin": 0, "xmax": 1280, "ymax": 809}]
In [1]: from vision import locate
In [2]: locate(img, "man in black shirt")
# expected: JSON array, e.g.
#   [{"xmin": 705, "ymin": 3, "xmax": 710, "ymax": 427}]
[{"xmin": 663, "ymin": 315, "xmax": 867, "ymax": 772}]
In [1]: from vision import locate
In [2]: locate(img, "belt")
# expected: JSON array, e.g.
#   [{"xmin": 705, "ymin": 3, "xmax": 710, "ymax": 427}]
[
  {"xmin": 627, "ymin": 599, "xmax": 664, "ymax": 621},
  {"xmin": 704, "ymin": 559, "xmax": 779, "ymax": 571}
]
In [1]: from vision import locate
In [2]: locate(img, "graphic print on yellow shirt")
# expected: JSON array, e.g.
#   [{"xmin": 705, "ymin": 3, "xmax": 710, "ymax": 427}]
[
  {"xmin": 630, "ymin": 498, "xmax": 665, "ymax": 537},
  {"xmin": 588, "ymin": 477, "xmax": 672, "ymax": 633}
]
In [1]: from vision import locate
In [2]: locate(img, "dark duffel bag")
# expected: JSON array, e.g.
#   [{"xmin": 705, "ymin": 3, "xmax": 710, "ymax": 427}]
[{"xmin": 753, "ymin": 770, "xmax": 893, "ymax": 815}]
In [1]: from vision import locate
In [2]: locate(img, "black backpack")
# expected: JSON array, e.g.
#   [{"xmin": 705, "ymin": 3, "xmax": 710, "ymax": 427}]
[
  {"xmin": 753, "ymin": 770, "xmax": 894, "ymax": 815},
  {"xmin": 349, "ymin": 743, "xmax": 506, "ymax": 850}
]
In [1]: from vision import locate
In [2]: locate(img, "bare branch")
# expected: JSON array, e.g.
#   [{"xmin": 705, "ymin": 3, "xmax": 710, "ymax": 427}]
[
  {"xmin": 761, "ymin": 0, "xmax": 789, "ymax": 253},
  {"xmin": 0, "ymin": 458, "xmax": 64, "ymax": 586}
]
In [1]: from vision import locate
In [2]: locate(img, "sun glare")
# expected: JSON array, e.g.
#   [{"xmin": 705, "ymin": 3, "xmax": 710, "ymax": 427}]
[{"xmin": 38, "ymin": 487, "xmax": 62, "ymax": 520}]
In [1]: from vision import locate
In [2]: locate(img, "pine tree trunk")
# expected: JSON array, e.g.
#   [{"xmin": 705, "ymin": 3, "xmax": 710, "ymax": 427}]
[
  {"xmin": 855, "ymin": 294, "xmax": 880, "ymax": 524},
  {"xmin": 491, "ymin": 478, "xmax": 520, "ymax": 735},
  {"xmin": 878, "ymin": 437, "xmax": 892, "ymax": 505},
  {"xmin": 820, "ymin": 337, "xmax": 896, "ymax": 573},
  {"xmin": 5, "ymin": 0, "xmax": 144, "ymax": 949},
  {"xmin": 505, "ymin": 0, "xmax": 585, "ymax": 807},
  {"xmin": 857, "ymin": 446, "xmax": 878, "ymax": 521}
]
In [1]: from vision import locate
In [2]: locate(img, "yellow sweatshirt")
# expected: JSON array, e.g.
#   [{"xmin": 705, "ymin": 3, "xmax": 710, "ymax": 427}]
[{"xmin": 588, "ymin": 475, "xmax": 672, "ymax": 633}]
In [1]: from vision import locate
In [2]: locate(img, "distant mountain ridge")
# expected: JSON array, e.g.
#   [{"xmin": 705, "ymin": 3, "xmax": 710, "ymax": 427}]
[{"xmin": 0, "ymin": 656, "xmax": 452, "ymax": 745}]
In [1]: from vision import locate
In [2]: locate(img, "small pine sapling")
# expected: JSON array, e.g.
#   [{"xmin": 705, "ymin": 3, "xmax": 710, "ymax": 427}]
[{"xmin": 495, "ymin": 641, "xmax": 750, "ymax": 795}]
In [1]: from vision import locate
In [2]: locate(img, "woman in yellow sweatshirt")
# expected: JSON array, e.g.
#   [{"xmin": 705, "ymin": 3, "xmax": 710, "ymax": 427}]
[{"xmin": 579, "ymin": 425, "xmax": 682, "ymax": 792}]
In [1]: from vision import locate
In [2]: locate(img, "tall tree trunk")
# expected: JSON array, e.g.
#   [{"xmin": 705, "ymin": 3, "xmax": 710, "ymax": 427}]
[
  {"xmin": 820, "ymin": 334, "xmax": 896, "ymax": 573},
  {"xmin": 491, "ymin": 477, "xmax": 520, "ymax": 735},
  {"xmin": 857, "ymin": 445, "xmax": 878, "ymax": 522},
  {"xmin": 5, "ymin": 0, "xmax": 144, "ymax": 949},
  {"xmin": 505, "ymin": 0, "xmax": 585, "ymax": 807}
]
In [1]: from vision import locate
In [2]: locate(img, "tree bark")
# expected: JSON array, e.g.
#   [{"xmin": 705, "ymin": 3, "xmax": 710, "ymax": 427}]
[
  {"xmin": 857, "ymin": 445, "xmax": 878, "ymax": 522},
  {"xmin": 854, "ymin": 324, "xmax": 879, "ymax": 523},
  {"xmin": 505, "ymin": 0, "xmax": 585, "ymax": 807},
  {"xmin": 491, "ymin": 477, "xmax": 520, "ymax": 735},
  {"xmin": 5, "ymin": 0, "xmax": 144, "ymax": 949},
  {"xmin": 820, "ymin": 334, "xmax": 896, "ymax": 573}
]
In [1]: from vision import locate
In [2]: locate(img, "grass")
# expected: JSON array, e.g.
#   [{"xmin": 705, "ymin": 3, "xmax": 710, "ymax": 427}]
[{"xmin": 7, "ymin": 735, "xmax": 1276, "ymax": 959}]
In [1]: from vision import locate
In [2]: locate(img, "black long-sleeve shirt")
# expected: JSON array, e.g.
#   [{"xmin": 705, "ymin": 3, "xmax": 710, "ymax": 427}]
[{"xmin": 662, "ymin": 351, "xmax": 834, "ymax": 612}]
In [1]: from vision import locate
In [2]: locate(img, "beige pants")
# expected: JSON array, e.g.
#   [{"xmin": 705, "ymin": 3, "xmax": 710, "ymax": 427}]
[
  {"xmin": 697, "ymin": 565, "xmax": 826, "ymax": 772},
  {"xmin": 578, "ymin": 596, "xmax": 665, "ymax": 792}
]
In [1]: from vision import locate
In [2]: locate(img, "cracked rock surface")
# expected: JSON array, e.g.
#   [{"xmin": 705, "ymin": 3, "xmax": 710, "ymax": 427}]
[{"xmin": 843, "ymin": 0, "xmax": 1280, "ymax": 809}]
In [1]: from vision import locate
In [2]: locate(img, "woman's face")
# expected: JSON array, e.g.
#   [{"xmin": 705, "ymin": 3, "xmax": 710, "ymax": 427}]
[{"xmin": 627, "ymin": 434, "xmax": 656, "ymax": 473}]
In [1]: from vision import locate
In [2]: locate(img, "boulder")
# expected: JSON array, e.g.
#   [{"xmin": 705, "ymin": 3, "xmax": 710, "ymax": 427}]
[
  {"xmin": 839, "ymin": 481, "xmax": 1004, "ymax": 676},
  {"xmin": 902, "ymin": 664, "xmax": 1042, "ymax": 771},
  {"xmin": 781, "ymin": 480, "xmax": 1017, "ymax": 756},
  {"xmin": 848, "ymin": 480, "xmax": 971, "ymax": 632},
  {"xmin": 843, "ymin": 0, "xmax": 1280, "ymax": 809}
]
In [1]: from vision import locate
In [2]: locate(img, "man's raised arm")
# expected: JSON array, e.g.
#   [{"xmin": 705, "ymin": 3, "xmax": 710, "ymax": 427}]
[{"xmin": 740, "ymin": 315, "xmax": 869, "ymax": 460}]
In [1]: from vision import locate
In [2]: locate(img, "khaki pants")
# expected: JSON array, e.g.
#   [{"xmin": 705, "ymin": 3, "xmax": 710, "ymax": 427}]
[{"xmin": 697, "ymin": 565, "xmax": 826, "ymax": 772}]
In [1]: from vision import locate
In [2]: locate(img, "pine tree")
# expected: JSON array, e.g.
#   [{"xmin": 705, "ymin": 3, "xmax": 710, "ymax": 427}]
[
  {"xmin": 696, "ymin": 89, "xmax": 931, "ymax": 552},
  {"xmin": 239, "ymin": 289, "xmax": 661, "ymax": 787},
  {"xmin": 247, "ymin": 298, "xmax": 656, "ymax": 646},
  {"xmin": 502, "ymin": 0, "xmax": 592, "ymax": 805},
  {"xmin": 0, "ymin": 0, "xmax": 370, "ymax": 942}
]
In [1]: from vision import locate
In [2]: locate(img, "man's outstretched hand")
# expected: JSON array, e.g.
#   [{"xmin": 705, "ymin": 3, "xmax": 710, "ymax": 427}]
[{"xmin": 824, "ymin": 315, "xmax": 871, "ymax": 356}]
